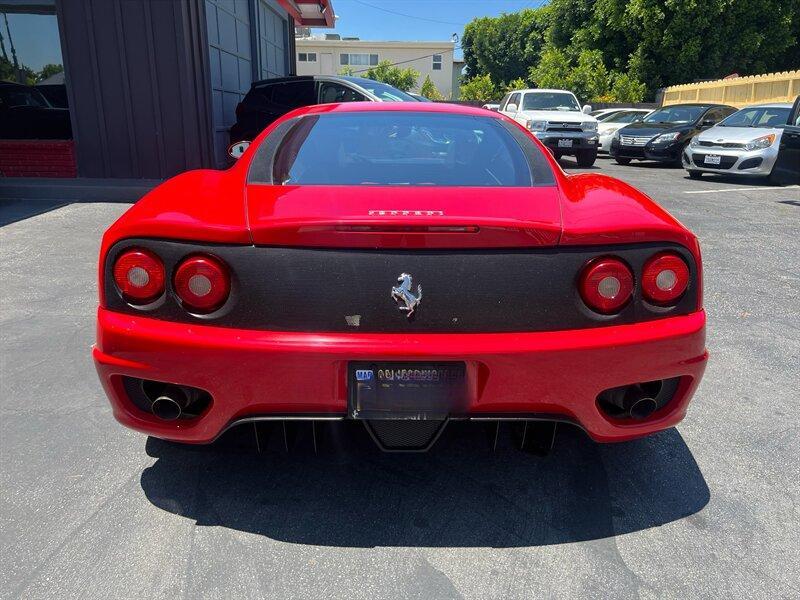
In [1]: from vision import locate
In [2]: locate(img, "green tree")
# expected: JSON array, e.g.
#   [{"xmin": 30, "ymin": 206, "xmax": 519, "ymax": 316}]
[
  {"xmin": 608, "ymin": 72, "xmax": 646, "ymax": 103},
  {"xmin": 0, "ymin": 56, "xmax": 36, "ymax": 85},
  {"xmin": 362, "ymin": 60, "xmax": 419, "ymax": 92},
  {"xmin": 543, "ymin": 0, "xmax": 800, "ymax": 98},
  {"xmin": 503, "ymin": 77, "xmax": 529, "ymax": 94},
  {"xmin": 466, "ymin": 0, "xmax": 800, "ymax": 101},
  {"xmin": 528, "ymin": 47, "xmax": 571, "ymax": 90},
  {"xmin": 459, "ymin": 74, "xmax": 501, "ymax": 103},
  {"xmin": 530, "ymin": 45, "xmax": 644, "ymax": 102},
  {"xmin": 462, "ymin": 8, "xmax": 550, "ymax": 86},
  {"xmin": 419, "ymin": 75, "xmax": 444, "ymax": 100},
  {"xmin": 0, "ymin": 56, "xmax": 14, "ymax": 82},
  {"xmin": 338, "ymin": 66, "xmax": 355, "ymax": 76},
  {"xmin": 567, "ymin": 50, "xmax": 609, "ymax": 103},
  {"xmin": 36, "ymin": 63, "xmax": 63, "ymax": 83}
]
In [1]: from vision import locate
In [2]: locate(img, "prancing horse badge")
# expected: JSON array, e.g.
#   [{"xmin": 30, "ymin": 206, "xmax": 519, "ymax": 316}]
[{"xmin": 391, "ymin": 273, "xmax": 422, "ymax": 317}]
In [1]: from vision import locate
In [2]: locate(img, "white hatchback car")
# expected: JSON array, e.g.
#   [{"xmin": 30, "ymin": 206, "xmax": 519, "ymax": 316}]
[
  {"xmin": 597, "ymin": 109, "xmax": 651, "ymax": 153},
  {"xmin": 683, "ymin": 103, "xmax": 793, "ymax": 179}
]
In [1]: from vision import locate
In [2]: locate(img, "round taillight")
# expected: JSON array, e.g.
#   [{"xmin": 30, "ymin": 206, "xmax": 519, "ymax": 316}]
[
  {"xmin": 112, "ymin": 248, "xmax": 165, "ymax": 305},
  {"xmin": 579, "ymin": 257, "xmax": 634, "ymax": 314},
  {"xmin": 173, "ymin": 255, "xmax": 230, "ymax": 313},
  {"xmin": 642, "ymin": 252, "xmax": 689, "ymax": 305}
]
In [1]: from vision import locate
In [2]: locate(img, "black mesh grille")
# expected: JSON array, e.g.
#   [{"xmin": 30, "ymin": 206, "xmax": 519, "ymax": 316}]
[
  {"xmin": 697, "ymin": 140, "xmax": 744, "ymax": 148},
  {"xmin": 365, "ymin": 420, "xmax": 447, "ymax": 451}
]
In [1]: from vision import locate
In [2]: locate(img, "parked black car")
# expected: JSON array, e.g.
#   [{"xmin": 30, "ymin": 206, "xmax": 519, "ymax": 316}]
[
  {"xmin": 771, "ymin": 95, "xmax": 800, "ymax": 185},
  {"xmin": 229, "ymin": 75, "xmax": 418, "ymax": 144},
  {"xmin": 610, "ymin": 103, "xmax": 736, "ymax": 165},
  {"xmin": 0, "ymin": 81, "xmax": 72, "ymax": 139}
]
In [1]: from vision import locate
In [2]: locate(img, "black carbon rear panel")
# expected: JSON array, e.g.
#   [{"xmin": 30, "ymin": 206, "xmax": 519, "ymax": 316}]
[{"xmin": 104, "ymin": 240, "xmax": 698, "ymax": 333}]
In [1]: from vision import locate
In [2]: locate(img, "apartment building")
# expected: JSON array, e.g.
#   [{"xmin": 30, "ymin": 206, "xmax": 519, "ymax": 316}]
[{"xmin": 295, "ymin": 36, "xmax": 455, "ymax": 98}]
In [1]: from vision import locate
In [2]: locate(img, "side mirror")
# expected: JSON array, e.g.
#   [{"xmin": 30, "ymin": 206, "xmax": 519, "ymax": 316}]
[
  {"xmin": 582, "ymin": 105, "xmax": 592, "ymax": 114},
  {"xmin": 228, "ymin": 140, "xmax": 250, "ymax": 159},
  {"xmin": 700, "ymin": 119, "xmax": 715, "ymax": 129},
  {"xmin": 506, "ymin": 103, "xmax": 518, "ymax": 113}
]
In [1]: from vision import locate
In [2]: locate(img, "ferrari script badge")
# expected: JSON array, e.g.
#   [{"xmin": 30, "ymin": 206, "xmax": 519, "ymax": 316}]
[{"xmin": 391, "ymin": 273, "xmax": 422, "ymax": 317}]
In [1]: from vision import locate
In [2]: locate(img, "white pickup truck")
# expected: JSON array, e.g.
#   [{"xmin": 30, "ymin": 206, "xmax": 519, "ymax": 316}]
[{"xmin": 498, "ymin": 88, "xmax": 599, "ymax": 166}]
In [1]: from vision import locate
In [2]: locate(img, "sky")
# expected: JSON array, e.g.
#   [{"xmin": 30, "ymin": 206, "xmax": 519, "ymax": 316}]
[
  {"xmin": 0, "ymin": 0, "xmax": 541, "ymax": 73},
  {"xmin": 1, "ymin": 13, "xmax": 61, "ymax": 72},
  {"xmin": 317, "ymin": 0, "xmax": 545, "ymax": 59}
]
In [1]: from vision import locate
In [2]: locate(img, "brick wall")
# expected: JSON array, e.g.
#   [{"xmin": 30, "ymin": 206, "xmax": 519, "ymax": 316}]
[{"xmin": 0, "ymin": 140, "xmax": 77, "ymax": 178}]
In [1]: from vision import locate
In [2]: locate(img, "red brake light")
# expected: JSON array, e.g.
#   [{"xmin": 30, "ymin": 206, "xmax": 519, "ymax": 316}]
[
  {"xmin": 579, "ymin": 257, "xmax": 634, "ymax": 314},
  {"xmin": 173, "ymin": 255, "xmax": 230, "ymax": 313},
  {"xmin": 112, "ymin": 248, "xmax": 165, "ymax": 305},
  {"xmin": 642, "ymin": 252, "xmax": 689, "ymax": 305}
]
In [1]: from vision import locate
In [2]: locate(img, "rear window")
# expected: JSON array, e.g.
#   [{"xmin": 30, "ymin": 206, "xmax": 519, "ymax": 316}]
[
  {"xmin": 0, "ymin": 86, "xmax": 49, "ymax": 108},
  {"xmin": 719, "ymin": 106, "xmax": 791, "ymax": 128},
  {"xmin": 340, "ymin": 77, "xmax": 418, "ymax": 102},
  {"xmin": 268, "ymin": 112, "xmax": 536, "ymax": 187},
  {"xmin": 606, "ymin": 110, "xmax": 648, "ymax": 123},
  {"xmin": 644, "ymin": 105, "xmax": 707, "ymax": 124}
]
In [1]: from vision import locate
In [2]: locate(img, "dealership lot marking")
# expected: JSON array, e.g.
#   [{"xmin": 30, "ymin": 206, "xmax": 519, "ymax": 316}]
[{"xmin": 683, "ymin": 185, "xmax": 800, "ymax": 194}]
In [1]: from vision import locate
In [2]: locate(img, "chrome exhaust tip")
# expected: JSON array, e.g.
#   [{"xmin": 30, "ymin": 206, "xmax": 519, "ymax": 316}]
[
  {"xmin": 629, "ymin": 396, "xmax": 658, "ymax": 420},
  {"xmin": 151, "ymin": 395, "xmax": 183, "ymax": 420},
  {"xmin": 597, "ymin": 379, "xmax": 666, "ymax": 420},
  {"xmin": 150, "ymin": 385, "xmax": 192, "ymax": 421}
]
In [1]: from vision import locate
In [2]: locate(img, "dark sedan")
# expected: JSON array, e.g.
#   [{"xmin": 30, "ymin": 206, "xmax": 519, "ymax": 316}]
[
  {"xmin": 0, "ymin": 81, "xmax": 72, "ymax": 140},
  {"xmin": 610, "ymin": 103, "xmax": 736, "ymax": 166},
  {"xmin": 771, "ymin": 95, "xmax": 800, "ymax": 185}
]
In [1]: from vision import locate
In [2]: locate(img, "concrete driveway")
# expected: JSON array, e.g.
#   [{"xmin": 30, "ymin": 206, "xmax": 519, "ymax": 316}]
[{"xmin": 1, "ymin": 161, "xmax": 798, "ymax": 599}]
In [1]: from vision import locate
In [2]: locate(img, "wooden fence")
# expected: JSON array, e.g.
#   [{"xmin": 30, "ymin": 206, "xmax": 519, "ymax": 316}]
[{"xmin": 662, "ymin": 71, "xmax": 800, "ymax": 108}]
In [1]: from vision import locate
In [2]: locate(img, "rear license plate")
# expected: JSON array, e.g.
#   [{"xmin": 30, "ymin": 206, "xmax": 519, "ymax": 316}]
[
  {"xmin": 558, "ymin": 139, "xmax": 573, "ymax": 148},
  {"xmin": 704, "ymin": 154, "xmax": 721, "ymax": 165},
  {"xmin": 349, "ymin": 362, "xmax": 467, "ymax": 420}
]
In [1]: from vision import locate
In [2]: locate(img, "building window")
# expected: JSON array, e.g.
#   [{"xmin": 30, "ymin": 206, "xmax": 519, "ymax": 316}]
[
  {"xmin": 432, "ymin": 54, "xmax": 442, "ymax": 70},
  {"xmin": 298, "ymin": 53, "xmax": 317, "ymax": 62},
  {"xmin": 340, "ymin": 53, "xmax": 379, "ymax": 66}
]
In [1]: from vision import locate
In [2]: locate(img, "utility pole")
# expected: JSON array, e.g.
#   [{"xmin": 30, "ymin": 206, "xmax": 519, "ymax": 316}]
[
  {"xmin": 0, "ymin": 13, "xmax": 9, "ymax": 62},
  {"xmin": 2, "ymin": 12, "xmax": 22, "ymax": 83}
]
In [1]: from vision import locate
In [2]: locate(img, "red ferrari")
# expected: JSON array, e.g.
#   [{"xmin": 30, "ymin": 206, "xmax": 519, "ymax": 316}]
[{"xmin": 93, "ymin": 102, "xmax": 707, "ymax": 452}]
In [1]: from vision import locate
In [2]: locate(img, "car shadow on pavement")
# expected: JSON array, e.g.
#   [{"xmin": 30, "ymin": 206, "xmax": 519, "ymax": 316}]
[
  {"xmin": 685, "ymin": 173, "xmax": 777, "ymax": 186},
  {"xmin": 0, "ymin": 198, "xmax": 69, "ymax": 227},
  {"xmin": 555, "ymin": 157, "xmax": 600, "ymax": 170},
  {"xmin": 619, "ymin": 161, "xmax": 681, "ymax": 169},
  {"xmin": 140, "ymin": 421, "xmax": 709, "ymax": 547}
]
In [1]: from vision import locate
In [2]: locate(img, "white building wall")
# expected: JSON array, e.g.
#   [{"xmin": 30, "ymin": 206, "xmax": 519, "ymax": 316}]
[{"xmin": 295, "ymin": 39, "xmax": 455, "ymax": 98}]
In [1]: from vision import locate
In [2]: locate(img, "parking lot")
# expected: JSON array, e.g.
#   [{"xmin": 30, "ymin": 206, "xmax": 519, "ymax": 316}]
[{"xmin": 1, "ymin": 159, "xmax": 798, "ymax": 599}]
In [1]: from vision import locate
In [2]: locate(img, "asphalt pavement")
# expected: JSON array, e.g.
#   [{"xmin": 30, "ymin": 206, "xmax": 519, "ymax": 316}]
[{"xmin": 1, "ymin": 158, "xmax": 798, "ymax": 599}]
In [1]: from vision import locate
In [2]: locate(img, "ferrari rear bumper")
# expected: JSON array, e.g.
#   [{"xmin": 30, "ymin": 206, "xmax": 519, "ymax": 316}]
[{"xmin": 94, "ymin": 307, "xmax": 707, "ymax": 444}]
